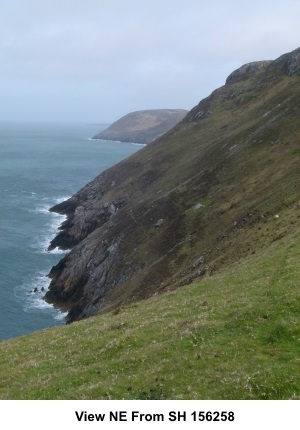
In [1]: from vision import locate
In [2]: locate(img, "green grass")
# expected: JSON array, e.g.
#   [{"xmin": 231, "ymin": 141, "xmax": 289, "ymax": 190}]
[{"xmin": 1, "ymin": 230, "xmax": 299, "ymax": 399}]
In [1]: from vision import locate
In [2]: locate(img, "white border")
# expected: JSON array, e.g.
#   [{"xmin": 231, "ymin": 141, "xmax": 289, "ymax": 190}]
[{"xmin": 0, "ymin": 400, "xmax": 299, "ymax": 429}]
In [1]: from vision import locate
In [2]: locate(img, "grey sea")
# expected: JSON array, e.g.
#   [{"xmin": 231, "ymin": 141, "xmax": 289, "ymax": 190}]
[{"xmin": 0, "ymin": 122, "xmax": 141, "ymax": 340}]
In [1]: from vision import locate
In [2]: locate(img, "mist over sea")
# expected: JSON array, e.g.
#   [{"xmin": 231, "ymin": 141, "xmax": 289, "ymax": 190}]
[{"xmin": 0, "ymin": 122, "xmax": 140, "ymax": 340}]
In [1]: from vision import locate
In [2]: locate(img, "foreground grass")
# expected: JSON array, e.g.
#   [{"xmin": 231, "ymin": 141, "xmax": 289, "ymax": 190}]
[{"xmin": 1, "ymin": 232, "xmax": 300, "ymax": 399}]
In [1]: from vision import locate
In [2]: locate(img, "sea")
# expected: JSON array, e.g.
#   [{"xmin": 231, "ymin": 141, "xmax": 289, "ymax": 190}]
[{"xmin": 0, "ymin": 122, "xmax": 142, "ymax": 340}]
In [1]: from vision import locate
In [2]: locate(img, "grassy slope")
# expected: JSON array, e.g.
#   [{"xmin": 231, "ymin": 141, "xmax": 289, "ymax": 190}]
[
  {"xmin": 90, "ymin": 74, "xmax": 300, "ymax": 313},
  {"xmin": 1, "ymin": 228, "xmax": 299, "ymax": 400},
  {"xmin": 46, "ymin": 72, "xmax": 300, "ymax": 321}
]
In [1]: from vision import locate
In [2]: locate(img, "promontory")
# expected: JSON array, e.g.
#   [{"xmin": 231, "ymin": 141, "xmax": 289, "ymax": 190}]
[{"xmin": 92, "ymin": 109, "xmax": 188, "ymax": 144}]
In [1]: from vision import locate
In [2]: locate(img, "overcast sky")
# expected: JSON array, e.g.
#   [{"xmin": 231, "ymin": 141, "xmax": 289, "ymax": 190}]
[{"xmin": 1, "ymin": 0, "xmax": 300, "ymax": 123}]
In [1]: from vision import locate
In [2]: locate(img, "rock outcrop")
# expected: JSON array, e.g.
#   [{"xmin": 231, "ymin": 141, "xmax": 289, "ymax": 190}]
[
  {"xmin": 45, "ymin": 47, "xmax": 300, "ymax": 323},
  {"xmin": 225, "ymin": 61, "xmax": 272, "ymax": 84},
  {"xmin": 92, "ymin": 109, "xmax": 188, "ymax": 144}
]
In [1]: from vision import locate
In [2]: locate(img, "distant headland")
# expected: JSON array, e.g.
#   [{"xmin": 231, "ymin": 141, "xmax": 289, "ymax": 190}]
[{"xmin": 92, "ymin": 109, "xmax": 188, "ymax": 144}]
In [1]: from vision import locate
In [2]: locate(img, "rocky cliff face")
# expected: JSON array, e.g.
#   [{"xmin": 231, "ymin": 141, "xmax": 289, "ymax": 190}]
[
  {"xmin": 45, "ymin": 47, "xmax": 300, "ymax": 323},
  {"xmin": 92, "ymin": 109, "xmax": 188, "ymax": 144}
]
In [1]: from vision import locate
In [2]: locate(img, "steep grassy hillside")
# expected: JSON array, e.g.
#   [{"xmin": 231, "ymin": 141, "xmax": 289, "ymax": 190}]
[
  {"xmin": 46, "ymin": 48, "xmax": 300, "ymax": 324},
  {"xmin": 1, "ymin": 229, "xmax": 299, "ymax": 399}
]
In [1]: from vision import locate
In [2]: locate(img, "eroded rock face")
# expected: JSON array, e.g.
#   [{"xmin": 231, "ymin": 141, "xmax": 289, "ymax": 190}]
[
  {"xmin": 47, "ymin": 232, "xmax": 135, "ymax": 322},
  {"xmin": 280, "ymin": 47, "xmax": 300, "ymax": 75},
  {"xmin": 48, "ymin": 186, "xmax": 126, "ymax": 251}
]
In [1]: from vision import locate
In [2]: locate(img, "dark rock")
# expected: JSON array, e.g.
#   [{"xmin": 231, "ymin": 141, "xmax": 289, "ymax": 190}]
[
  {"xmin": 179, "ymin": 269, "xmax": 206, "ymax": 287},
  {"xmin": 287, "ymin": 48, "xmax": 300, "ymax": 75}
]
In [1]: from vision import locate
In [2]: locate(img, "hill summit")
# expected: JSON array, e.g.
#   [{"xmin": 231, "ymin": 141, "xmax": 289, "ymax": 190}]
[
  {"xmin": 46, "ymin": 47, "xmax": 300, "ymax": 323},
  {"xmin": 92, "ymin": 109, "xmax": 188, "ymax": 144}
]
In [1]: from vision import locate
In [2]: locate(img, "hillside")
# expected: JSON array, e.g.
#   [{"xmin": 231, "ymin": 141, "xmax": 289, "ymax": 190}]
[
  {"xmin": 92, "ymin": 109, "xmax": 188, "ymax": 144},
  {"xmin": 1, "ymin": 233, "xmax": 300, "ymax": 399},
  {"xmin": 46, "ymin": 47, "xmax": 300, "ymax": 324},
  {"xmin": 1, "ymin": 46, "xmax": 300, "ymax": 400}
]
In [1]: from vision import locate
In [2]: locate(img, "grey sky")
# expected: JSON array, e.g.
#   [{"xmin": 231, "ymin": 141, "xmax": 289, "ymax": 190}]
[{"xmin": 1, "ymin": 0, "xmax": 300, "ymax": 123}]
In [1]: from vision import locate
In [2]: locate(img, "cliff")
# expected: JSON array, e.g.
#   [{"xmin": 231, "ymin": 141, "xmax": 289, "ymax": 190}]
[
  {"xmin": 46, "ymin": 47, "xmax": 300, "ymax": 323},
  {"xmin": 92, "ymin": 109, "xmax": 188, "ymax": 144}
]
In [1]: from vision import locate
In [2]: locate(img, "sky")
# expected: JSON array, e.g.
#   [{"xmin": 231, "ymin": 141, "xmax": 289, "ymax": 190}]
[{"xmin": 1, "ymin": 0, "xmax": 300, "ymax": 123}]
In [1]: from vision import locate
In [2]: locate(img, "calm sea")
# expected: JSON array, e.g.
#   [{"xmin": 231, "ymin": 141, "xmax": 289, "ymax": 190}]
[{"xmin": 0, "ymin": 122, "xmax": 141, "ymax": 340}]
